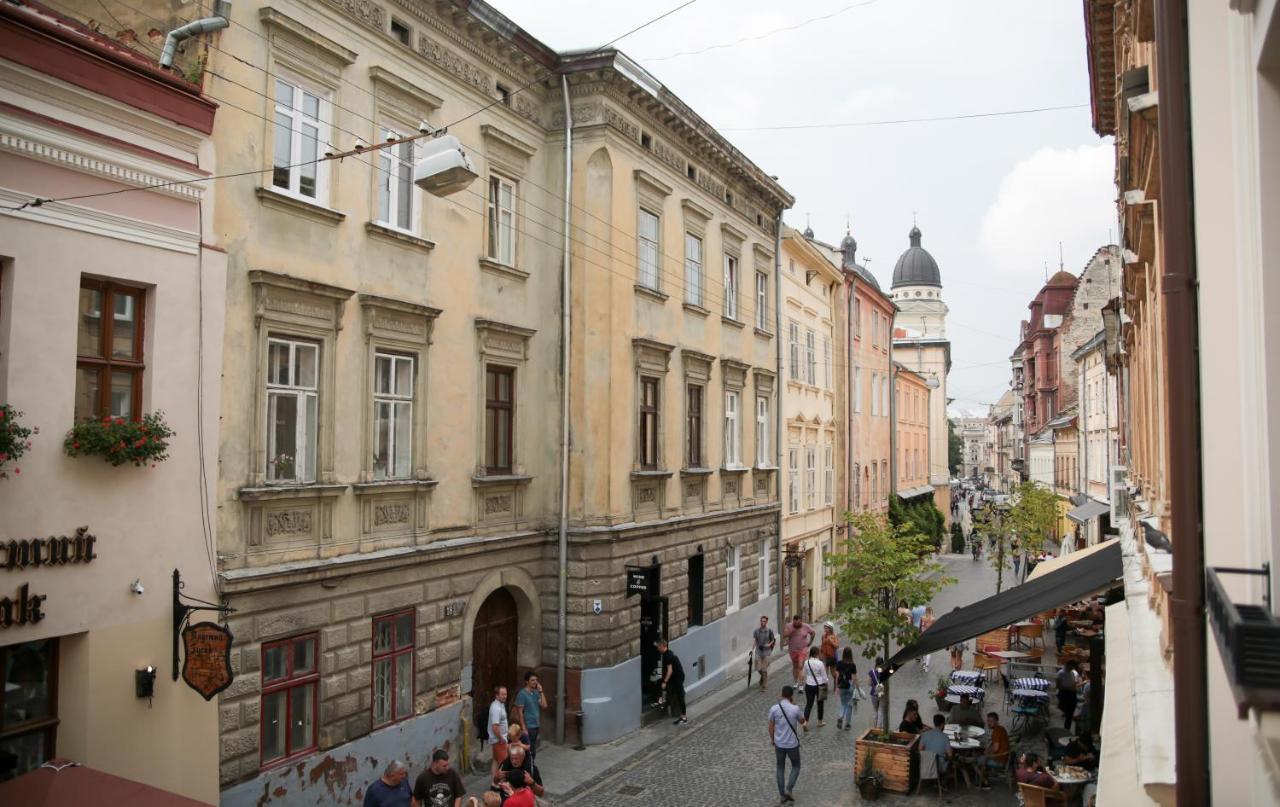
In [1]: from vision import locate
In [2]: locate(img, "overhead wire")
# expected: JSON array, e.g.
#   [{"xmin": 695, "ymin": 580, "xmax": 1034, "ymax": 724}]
[{"xmin": 646, "ymin": 0, "xmax": 880, "ymax": 61}]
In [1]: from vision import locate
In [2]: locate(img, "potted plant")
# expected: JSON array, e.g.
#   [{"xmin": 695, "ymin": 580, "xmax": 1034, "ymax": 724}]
[
  {"xmin": 0, "ymin": 404, "xmax": 36, "ymax": 479},
  {"xmin": 855, "ymin": 744, "xmax": 884, "ymax": 801},
  {"xmin": 933, "ymin": 675, "xmax": 951, "ymax": 712},
  {"xmin": 854, "ymin": 727, "xmax": 921, "ymax": 794},
  {"xmin": 64, "ymin": 411, "xmax": 175, "ymax": 467}
]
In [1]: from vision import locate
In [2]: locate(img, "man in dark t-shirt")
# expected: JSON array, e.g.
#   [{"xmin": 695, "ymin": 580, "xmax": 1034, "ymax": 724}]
[
  {"xmin": 495, "ymin": 744, "xmax": 544, "ymax": 799},
  {"xmin": 657, "ymin": 638, "xmax": 687, "ymax": 725},
  {"xmin": 412, "ymin": 750, "xmax": 464, "ymax": 807},
  {"xmin": 365, "ymin": 761, "xmax": 411, "ymax": 807}
]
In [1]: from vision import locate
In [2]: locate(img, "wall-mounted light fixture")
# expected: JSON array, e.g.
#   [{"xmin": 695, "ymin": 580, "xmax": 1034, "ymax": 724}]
[{"xmin": 135, "ymin": 665, "xmax": 157, "ymax": 700}]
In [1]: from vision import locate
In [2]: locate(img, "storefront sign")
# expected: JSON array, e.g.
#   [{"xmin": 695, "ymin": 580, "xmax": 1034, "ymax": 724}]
[
  {"xmin": 181, "ymin": 621, "xmax": 235, "ymax": 701},
  {"xmin": 627, "ymin": 566, "xmax": 651, "ymax": 595},
  {"xmin": 0, "ymin": 583, "xmax": 47, "ymax": 628},
  {"xmin": 0, "ymin": 526, "xmax": 95, "ymax": 628}
]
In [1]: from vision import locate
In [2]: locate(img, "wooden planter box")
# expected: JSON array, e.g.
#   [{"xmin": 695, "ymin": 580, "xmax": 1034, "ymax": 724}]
[{"xmin": 854, "ymin": 729, "xmax": 919, "ymax": 794}]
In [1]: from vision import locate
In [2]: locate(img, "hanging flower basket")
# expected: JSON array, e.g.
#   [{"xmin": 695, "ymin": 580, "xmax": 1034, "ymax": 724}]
[
  {"xmin": 0, "ymin": 404, "xmax": 37, "ymax": 479},
  {"xmin": 64, "ymin": 411, "xmax": 175, "ymax": 467}
]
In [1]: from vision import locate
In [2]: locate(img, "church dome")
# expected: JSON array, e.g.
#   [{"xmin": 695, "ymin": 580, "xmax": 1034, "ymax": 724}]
[{"xmin": 891, "ymin": 226, "xmax": 942, "ymax": 289}]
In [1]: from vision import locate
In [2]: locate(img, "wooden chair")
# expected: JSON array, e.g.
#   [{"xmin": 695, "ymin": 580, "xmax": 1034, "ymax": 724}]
[
  {"xmin": 916, "ymin": 750, "xmax": 945, "ymax": 797},
  {"xmin": 1021, "ymin": 623, "xmax": 1045, "ymax": 649},
  {"xmin": 1026, "ymin": 647, "xmax": 1045, "ymax": 664},
  {"xmin": 974, "ymin": 653, "xmax": 1002, "ymax": 683},
  {"xmin": 1019, "ymin": 782, "xmax": 1069, "ymax": 806}
]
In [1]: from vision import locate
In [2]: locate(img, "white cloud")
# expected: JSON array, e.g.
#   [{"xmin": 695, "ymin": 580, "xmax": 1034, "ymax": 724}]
[{"xmin": 978, "ymin": 144, "xmax": 1116, "ymax": 277}]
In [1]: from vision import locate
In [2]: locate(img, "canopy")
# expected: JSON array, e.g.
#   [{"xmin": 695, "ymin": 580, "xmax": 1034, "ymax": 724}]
[
  {"xmin": 0, "ymin": 760, "xmax": 211, "ymax": 807},
  {"xmin": 1067, "ymin": 499, "xmax": 1109, "ymax": 524},
  {"xmin": 1027, "ymin": 539, "xmax": 1117, "ymax": 582},
  {"xmin": 886, "ymin": 540, "xmax": 1122, "ymax": 669}
]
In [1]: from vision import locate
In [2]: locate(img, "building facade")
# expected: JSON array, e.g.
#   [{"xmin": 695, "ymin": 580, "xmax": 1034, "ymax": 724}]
[
  {"xmin": 0, "ymin": 3, "xmax": 223, "ymax": 800},
  {"xmin": 779, "ymin": 228, "xmax": 841, "ymax": 622},
  {"xmin": 955, "ymin": 416, "xmax": 988, "ymax": 480},
  {"xmin": 894, "ymin": 364, "xmax": 932, "ymax": 501},
  {"xmin": 1071, "ymin": 330, "xmax": 1119, "ymax": 546}
]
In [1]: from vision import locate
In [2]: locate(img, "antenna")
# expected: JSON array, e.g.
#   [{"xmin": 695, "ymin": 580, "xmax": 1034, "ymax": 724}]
[
  {"xmin": 1044, "ymin": 261, "xmax": 1049, "ymax": 281},
  {"xmin": 912, "ymin": 210, "xmax": 918, "ymax": 227},
  {"xmin": 1058, "ymin": 241, "xmax": 1065, "ymax": 271}
]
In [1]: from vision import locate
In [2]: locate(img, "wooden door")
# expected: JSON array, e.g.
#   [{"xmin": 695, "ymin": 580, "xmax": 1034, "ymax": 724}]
[{"xmin": 472, "ymin": 588, "xmax": 519, "ymax": 732}]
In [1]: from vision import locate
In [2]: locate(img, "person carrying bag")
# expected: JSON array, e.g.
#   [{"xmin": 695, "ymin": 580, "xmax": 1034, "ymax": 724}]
[{"xmin": 801, "ymin": 647, "xmax": 828, "ymax": 726}]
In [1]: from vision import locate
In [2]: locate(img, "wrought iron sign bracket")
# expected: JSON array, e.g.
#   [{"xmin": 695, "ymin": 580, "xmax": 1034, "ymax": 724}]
[{"xmin": 172, "ymin": 568, "xmax": 235, "ymax": 681}]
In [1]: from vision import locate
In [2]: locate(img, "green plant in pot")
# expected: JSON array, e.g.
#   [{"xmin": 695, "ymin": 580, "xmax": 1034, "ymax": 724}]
[{"xmin": 856, "ymin": 744, "xmax": 884, "ymax": 800}]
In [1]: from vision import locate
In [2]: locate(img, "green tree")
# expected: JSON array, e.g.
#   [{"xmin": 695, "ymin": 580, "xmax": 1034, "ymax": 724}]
[
  {"xmin": 974, "ymin": 480, "xmax": 1058, "ymax": 593},
  {"xmin": 948, "ymin": 419, "xmax": 963, "ymax": 475},
  {"xmin": 827, "ymin": 511, "xmax": 955, "ymax": 728}
]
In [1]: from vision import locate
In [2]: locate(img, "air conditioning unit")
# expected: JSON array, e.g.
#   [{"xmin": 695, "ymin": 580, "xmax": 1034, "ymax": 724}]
[{"xmin": 1110, "ymin": 466, "xmax": 1128, "ymax": 521}]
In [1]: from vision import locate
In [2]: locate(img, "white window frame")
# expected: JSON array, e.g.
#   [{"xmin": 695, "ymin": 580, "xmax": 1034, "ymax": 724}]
[
  {"xmin": 638, "ymin": 208, "xmax": 661, "ymax": 290},
  {"xmin": 854, "ymin": 367, "xmax": 863, "ymax": 413},
  {"xmin": 726, "ymin": 544, "xmax": 741, "ymax": 613},
  {"xmin": 755, "ymin": 396, "xmax": 769, "ymax": 466},
  {"xmin": 724, "ymin": 254, "xmax": 739, "ymax": 320},
  {"xmin": 822, "ymin": 334, "xmax": 831, "ymax": 390},
  {"xmin": 759, "ymin": 545, "xmax": 770, "ymax": 599},
  {"xmin": 756, "ymin": 271, "xmax": 768, "ymax": 330},
  {"xmin": 805, "ymin": 443, "xmax": 817, "ymax": 510},
  {"xmin": 266, "ymin": 337, "xmax": 319, "ymax": 484},
  {"xmin": 788, "ymin": 322, "xmax": 800, "ymax": 381},
  {"xmin": 870, "ymin": 374, "xmax": 879, "ymax": 417},
  {"xmin": 376, "ymin": 127, "xmax": 419, "ymax": 234},
  {"xmin": 488, "ymin": 174, "xmax": 517, "ymax": 265},
  {"xmin": 724, "ymin": 390, "xmax": 741, "ymax": 467},
  {"xmin": 788, "ymin": 445, "xmax": 800, "ymax": 514},
  {"xmin": 805, "ymin": 329, "xmax": 816, "ymax": 385},
  {"xmin": 685, "ymin": 232, "xmax": 704, "ymax": 306},
  {"xmin": 272, "ymin": 77, "xmax": 331, "ymax": 202},
  {"xmin": 823, "ymin": 441, "xmax": 834, "ymax": 506},
  {"xmin": 882, "ymin": 375, "xmax": 890, "ymax": 416},
  {"xmin": 372, "ymin": 352, "xmax": 415, "ymax": 480}
]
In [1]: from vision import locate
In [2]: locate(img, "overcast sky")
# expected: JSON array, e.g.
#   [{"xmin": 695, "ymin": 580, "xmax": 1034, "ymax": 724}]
[{"xmin": 494, "ymin": 0, "xmax": 1117, "ymax": 415}]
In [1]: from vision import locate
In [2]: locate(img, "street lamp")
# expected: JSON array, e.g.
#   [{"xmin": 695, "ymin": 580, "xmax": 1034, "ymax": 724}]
[{"xmin": 412, "ymin": 135, "xmax": 478, "ymax": 197}]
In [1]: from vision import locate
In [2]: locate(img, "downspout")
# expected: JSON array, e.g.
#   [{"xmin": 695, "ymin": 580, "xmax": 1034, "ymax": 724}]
[
  {"xmin": 555, "ymin": 74, "xmax": 572, "ymax": 746},
  {"xmin": 159, "ymin": 0, "xmax": 230, "ymax": 69},
  {"xmin": 845, "ymin": 271, "xmax": 856, "ymax": 518},
  {"xmin": 774, "ymin": 215, "xmax": 784, "ymax": 627},
  {"xmin": 1153, "ymin": 0, "xmax": 1208, "ymax": 803},
  {"xmin": 888, "ymin": 335, "xmax": 897, "ymax": 510}
]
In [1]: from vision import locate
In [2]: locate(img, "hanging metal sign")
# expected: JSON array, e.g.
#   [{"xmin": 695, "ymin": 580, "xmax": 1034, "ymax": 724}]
[{"xmin": 181, "ymin": 621, "xmax": 234, "ymax": 701}]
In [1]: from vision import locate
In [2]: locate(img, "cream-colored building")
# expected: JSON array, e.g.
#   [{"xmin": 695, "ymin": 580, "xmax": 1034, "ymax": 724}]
[
  {"xmin": 0, "ymin": 3, "xmax": 223, "ymax": 800},
  {"xmin": 1069, "ymin": 330, "xmax": 1119, "ymax": 546},
  {"xmin": 894, "ymin": 364, "xmax": 932, "ymax": 500},
  {"xmin": 779, "ymin": 229, "xmax": 840, "ymax": 622}
]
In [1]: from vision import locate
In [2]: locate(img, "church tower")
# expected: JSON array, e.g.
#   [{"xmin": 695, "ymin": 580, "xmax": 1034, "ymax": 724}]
[{"xmin": 890, "ymin": 226, "xmax": 949, "ymax": 339}]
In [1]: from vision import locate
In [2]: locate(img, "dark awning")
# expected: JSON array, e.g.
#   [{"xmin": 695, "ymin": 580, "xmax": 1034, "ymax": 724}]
[
  {"xmin": 886, "ymin": 540, "xmax": 1122, "ymax": 669},
  {"xmin": 1067, "ymin": 499, "xmax": 1109, "ymax": 524}
]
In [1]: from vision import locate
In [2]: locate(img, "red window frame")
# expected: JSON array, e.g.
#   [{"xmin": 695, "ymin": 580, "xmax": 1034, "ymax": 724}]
[
  {"xmin": 76, "ymin": 278, "xmax": 146, "ymax": 420},
  {"xmin": 639, "ymin": 377, "xmax": 660, "ymax": 470},
  {"xmin": 485, "ymin": 365, "xmax": 515, "ymax": 474},
  {"xmin": 371, "ymin": 610, "xmax": 415, "ymax": 728},
  {"xmin": 259, "ymin": 633, "xmax": 319, "ymax": 768}
]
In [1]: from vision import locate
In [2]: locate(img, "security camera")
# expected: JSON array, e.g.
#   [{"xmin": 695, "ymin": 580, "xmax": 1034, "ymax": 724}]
[{"xmin": 130, "ymin": 579, "xmax": 145, "ymax": 595}]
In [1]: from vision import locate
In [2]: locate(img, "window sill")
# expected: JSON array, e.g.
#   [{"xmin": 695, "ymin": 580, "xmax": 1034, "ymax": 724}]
[
  {"xmin": 682, "ymin": 302, "xmax": 710, "ymax": 317},
  {"xmin": 366, "ymin": 222, "xmax": 436, "ymax": 252},
  {"xmin": 720, "ymin": 466, "xmax": 749, "ymax": 475},
  {"xmin": 721, "ymin": 316, "xmax": 745, "ymax": 329},
  {"xmin": 255, "ymin": 187, "xmax": 345, "ymax": 224},
  {"xmin": 754, "ymin": 464, "xmax": 778, "ymax": 472},
  {"xmin": 238, "ymin": 483, "xmax": 349, "ymax": 502},
  {"xmin": 754, "ymin": 327, "xmax": 774, "ymax": 339},
  {"xmin": 631, "ymin": 470, "xmax": 673, "ymax": 480},
  {"xmin": 634, "ymin": 284, "xmax": 669, "ymax": 303},
  {"xmin": 352, "ymin": 478, "xmax": 438, "ymax": 495},
  {"xmin": 471, "ymin": 474, "xmax": 533, "ymax": 487},
  {"xmin": 479, "ymin": 257, "xmax": 529, "ymax": 281},
  {"xmin": 680, "ymin": 467, "xmax": 715, "ymax": 477}
]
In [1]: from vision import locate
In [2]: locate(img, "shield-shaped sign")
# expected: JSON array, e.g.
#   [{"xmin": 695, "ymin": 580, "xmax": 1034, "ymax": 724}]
[{"xmin": 181, "ymin": 621, "xmax": 234, "ymax": 701}]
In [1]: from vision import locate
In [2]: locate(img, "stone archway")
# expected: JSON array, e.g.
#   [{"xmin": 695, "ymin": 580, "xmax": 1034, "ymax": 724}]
[{"xmin": 462, "ymin": 567, "xmax": 542, "ymax": 731}]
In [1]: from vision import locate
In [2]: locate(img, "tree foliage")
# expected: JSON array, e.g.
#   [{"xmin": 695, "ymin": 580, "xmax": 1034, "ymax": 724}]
[
  {"xmin": 974, "ymin": 480, "xmax": 1059, "ymax": 592},
  {"xmin": 948, "ymin": 419, "xmax": 964, "ymax": 475},
  {"xmin": 889, "ymin": 494, "xmax": 946, "ymax": 549}
]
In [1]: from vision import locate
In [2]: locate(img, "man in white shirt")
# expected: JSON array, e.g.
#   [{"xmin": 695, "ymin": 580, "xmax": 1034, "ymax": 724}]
[
  {"xmin": 487, "ymin": 686, "xmax": 508, "ymax": 779},
  {"xmin": 767, "ymin": 685, "xmax": 807, "ymax": 803}
]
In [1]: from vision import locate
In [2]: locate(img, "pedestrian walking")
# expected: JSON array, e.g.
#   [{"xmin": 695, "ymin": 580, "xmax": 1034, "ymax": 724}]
[
  {"xmin": 752, "ymin": 614, "xmax": 777, "ymax": 691},
  {"xmin": 868, "ymin": 657, "xmax": 886, "ymax": 728},
  {"xmin": 486, "ymin": 687, "xmax": 510, "ymax": 779},
  {"xmin": 512, "ymin": 672, "xmax": 546, "ymax": 762},
  {"xmin": 1054, "ymin": 611, "xmax": 1069, "ymax": 653},
  {"xmin": 413, "ymin": 749, "xmax": 464, "ymax": 807},
  {"xmin": 1056, "ymin": 660, "xmax": 1080, "ymax": 730},
  {"xmin": 834, "ymin": 647, "xmax": 858, "ymax": 730},
  {"xmin": 656, "ymin": 638, "xmax": 687, "ymax": 725},
  {"xmin": 819, "ymin": 622, "xmax": 840, "ymax": 684},
  {"xmin": 767, "ymin": 685, "xmax": 806, "ymax": 803},
  {"xmin": 782, "ymin": 615, "xmax": 816, "ymax": 684},
  {"xmin": 1012, "ymin": 541, "xmax": 1023, "ymax": 579},
  {"xmin": 919, "ymin": 606, "xmax": 936, "ymax": 673},
  {"xmin": 363, "ymin": 760, "xmax": 411, "ymax": 807},
  {"xmin": 801, "ymin": 647, "xmax": 828, "ymax": 726}
]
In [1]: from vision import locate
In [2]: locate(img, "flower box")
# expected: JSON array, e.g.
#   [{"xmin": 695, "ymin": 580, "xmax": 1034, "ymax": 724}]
[
  {"xmin": 854, "ymin": 728, "xmax": 919, "ymax": 794},
  {"xmin": 64, "ymin": 411, "xmax": 174, "ymax": 467}
]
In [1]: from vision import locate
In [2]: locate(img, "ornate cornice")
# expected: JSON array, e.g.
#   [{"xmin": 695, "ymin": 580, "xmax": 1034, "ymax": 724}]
[{"xmin": 0, "ymin": 128, "xmax": 201, "ymax": 201}]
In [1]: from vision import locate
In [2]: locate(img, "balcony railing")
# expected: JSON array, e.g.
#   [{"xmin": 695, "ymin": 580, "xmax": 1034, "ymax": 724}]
[{"xmin": 1206, "ymin": 564, "xmax": 1280, "ymax": 717}]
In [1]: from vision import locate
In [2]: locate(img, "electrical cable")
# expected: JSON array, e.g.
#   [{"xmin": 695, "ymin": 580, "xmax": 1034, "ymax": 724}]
[
  {"xmin": 720, "ymin": 104, "xmax": 1089, "ymax": 132},
  {"xmin": 646, "ymin": 0, "xmax": 879, "ymax": 61}
]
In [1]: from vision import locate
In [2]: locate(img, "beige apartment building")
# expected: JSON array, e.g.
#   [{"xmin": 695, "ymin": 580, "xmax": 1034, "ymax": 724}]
[
  {"xmin": 0, "ymin": 4, "xmax": 223, "ymax": 801},
  {"xmin": 1069, "ymin": 331, "xmax": 1118, "ymax": 547},
  {"xmin": 894, "ymin": 364, "xmax": 931, "ymax": 500},
  {"xmin": 779, "ymin": 228, "xmax": 840, "ymax": 622}
]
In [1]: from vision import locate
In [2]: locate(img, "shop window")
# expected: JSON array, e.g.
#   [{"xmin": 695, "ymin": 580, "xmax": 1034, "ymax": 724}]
[{"xmin": 0, "ymin": 639, "xmax": 57, "ymax": 782}]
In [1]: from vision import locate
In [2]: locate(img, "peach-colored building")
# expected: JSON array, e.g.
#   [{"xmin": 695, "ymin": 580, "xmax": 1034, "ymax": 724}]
[
  {"xmin": 0, "ymin": 4, "xmax": 223, "ymax": 801},
  {"xmin": 894, "ymin": 364, "xmax": 931, "ymax": 499}
]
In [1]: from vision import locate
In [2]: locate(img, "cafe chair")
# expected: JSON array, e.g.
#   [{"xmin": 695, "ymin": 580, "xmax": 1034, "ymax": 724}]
[
  {"xmin": 916, "ymin": 750, "xmax": 946, "ymax": 797},
  {"xmin": 1021, "ymin": 623, "xmax": 1045, "ymax": 649},
  {"xmin": 1018, "ymin": 782, "xmax": 1069, "ymax": 806},
  {"xmin": 1026, "ymin": 647, "xmax": 1045, "ymax": 664},
  {"xmin": 975, "ymin": 653, "xmax": 1002, "ymax": 683}
]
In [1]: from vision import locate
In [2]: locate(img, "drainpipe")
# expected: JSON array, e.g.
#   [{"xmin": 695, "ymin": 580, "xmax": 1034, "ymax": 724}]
[
  {"xmin": 1153, "ymin": 0, "xmax": 1208, "ymax": 803},
  {"xmin": 774, "ymin": 215, "xmax": 784, "ymax": 627},
  {"xmin": 159, "ymin": 0, "xmax": 230, "ymax": 69},
  {"xmin": 888, "ymin": 336, "xmax": 897, "ymax": 511},
  {"xmin": 555, "ymin": 74, "xmax": 573, "ymax": 746}
]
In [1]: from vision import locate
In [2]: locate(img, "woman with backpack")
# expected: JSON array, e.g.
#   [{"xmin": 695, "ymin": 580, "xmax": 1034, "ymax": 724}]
[{"xmin": 834, "ymin": 647, "xmax": 858, "ymax": 730}]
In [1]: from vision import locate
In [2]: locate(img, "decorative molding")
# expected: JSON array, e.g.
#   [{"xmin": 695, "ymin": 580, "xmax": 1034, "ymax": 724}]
[
  {"xmin": 0, "ymin": 186, "xmax": 199, "ymax": 254},
  {"xmin": 249, "ymin": 270, "xmax": 353, "ymax": 332},
  {"xmin": 369, "ymin": 65, "xmax": 444, "ymax": 113},
  {"xmin": 238, "ymin": 483, "xmax": 349, "ymax": 502},
  {"xmin": 359, "ymin": 293, "xmax": 441, "ymax": 346},
  {"xmin": 632, "ymin": 337, "xmax": 675, "ymax": 373},
  {"xmin": 266, "ymin": 509, "xmax": 313, "ymax": 536},
  {"xmin": 476, "ymin": 319, "xmax": 536, "ymax": 362},
  {"xmin": 259, "ymin": 7, "xmax": 359, "ymax": 64},
  {"xmin": 255, "ymin": 187, "xmax": 346, "ymax": 224},
  {"xmin": 479, "ymin": 256, "xmax": 529, "ymax": 281},
  {"xmin": 682, "ymin": 302, "xmax": 710, "ymax": 318},
  {"xmin": 634, "ymin": 168, "xmax": 673, "ymax": 198},
  {"xmin": 366, "ymin": 221, "xmax": 436, "ymax": 252},
  {"xmin": 721, "ymin": 316, "xmax": 745, "ymax": 330},
  {"xmin": 681, "ymin": 197, "xmax": 713, "ymax": 222},
  {"xmin": 480, "ymin": 123, "xmax": 535, "ymax": 178},
  {"xmin": 389, "ymin": 0, "xmax": 547, "ymax": 92},
  {"xmin": 480, "ymin": 124, "xmax": 536, "ymax": 158},
  {"xmin": 415, "ymin": 33, "xmax": 492, "ymax": 98},
  {"xmin": 634, "ymin": 284, "xmax": 669, "ymax": 303}
]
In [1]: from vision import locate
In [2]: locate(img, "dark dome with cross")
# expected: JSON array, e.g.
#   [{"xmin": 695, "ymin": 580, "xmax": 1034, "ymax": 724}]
[{"xmin": 892, "ymin": 226, "xmax": 942, "ymax": 289}]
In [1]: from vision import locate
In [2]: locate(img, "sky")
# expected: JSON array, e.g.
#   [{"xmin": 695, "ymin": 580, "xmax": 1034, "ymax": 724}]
[{"xmin": 491, "ymin": 0, "xmax": 1117, "ymax": 415}]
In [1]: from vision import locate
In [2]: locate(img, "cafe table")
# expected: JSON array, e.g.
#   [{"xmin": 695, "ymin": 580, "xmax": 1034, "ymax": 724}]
[
  {"xmin": 988, "ymin": 649, "xmax": 1031, "ymax": 662},
  {"xmin": 1009, "ymin": 621, "xmax": 1038, "ymax": 648},
  {"xmin": 950, "ymin": 669, "xmax": 983, "ymax": 685},
  {"xmin": 1012, "ymin": 677, "xmax": 1051, "ymax": 691}
]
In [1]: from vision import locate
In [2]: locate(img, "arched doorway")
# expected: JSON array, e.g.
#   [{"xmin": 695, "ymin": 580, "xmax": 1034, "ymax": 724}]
[{"xmin": 472, "ymin": 587, "xmax": 519, "ymax": 732}]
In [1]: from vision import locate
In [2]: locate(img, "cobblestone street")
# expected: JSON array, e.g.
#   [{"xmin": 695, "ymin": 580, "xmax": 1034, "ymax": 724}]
[{"xmin": 545, "ymin": 552, "xmax": 1022, "ymax": 807}]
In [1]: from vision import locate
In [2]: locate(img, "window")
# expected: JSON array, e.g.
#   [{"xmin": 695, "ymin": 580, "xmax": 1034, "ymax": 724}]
[
  {"xmin": 372, "ymin": 611, "xmax": 414, "ymax": 727},
  {"xmin": 273, "ymin": 78, "xmax": 329, "ymax": 200},
  {"xmin": 759, "ymin": 545, "xmax": 770, "ymax": 599},
  {"xmin": 685, "ymin": 383, "xmax": 702, "ymax": 467},
  {"xmin": 389, "ymin": 17, "xmax": 411, "ymax": 46},
  {"xmin": 822, "ymin": 335, "xmax": 831, "ymax": 390},
  {"xmin": 377, "ymin": 128, "xmax": 416, "ymax": 232},
  {"xmin": 788, "ymin": 322, "xmax": 800, "ymax": 381},
  {"xmin": 640, "ymin": 377, "xmax": 660, "ymax": 470},
  {"xmin": 266, "ymin": 338, "xmax": 319, "ymax": 483},
  {"xmin": 726, "ymin": 544, "xmax": 741, "ymax": 613},
  {"xmin": 870, "ymin": 374, "xmax": 879, "ymax": 417},
  {"xmin": 485, "ymin": 365, "xmax": 515, "ymax": 474},
  {"xmin": 854, "ymin": 367, "xmax": 862, "ymax": 413},
  {"xmin": 75, "ymin": 280, "xmax": 145, "ymax": 420},
  {"xmin": 0, "ymin": 639, "xmax": 57, "ymax": 781},
  {"xmin": 688, "ymin": 554, "xmax": 704, "ymax": 626},
  {"xmin": 788, "ymin": 446, "xmax": 800, "ymax": 513},
  {"xmin": 882, "ymin": 376, "xmax": 890, "ymax": 416},
  {"xmin": 496, "ymin": 83, "xmax": 512, "ymax": 106},
  {"xmin": 871, "ymin": 311, "xmax": 879, "ymax": 348},
  {"xmin": 638, "ymin": 209, "xmax": 660, "ymax": 290},
  {"xmin": 756, "ymin": 271, "xmax": 769, "ymax": 330},
  {"xmin": 805, "ymin": 329, "xmax": 816, "ymax": 385},
  {"xmin": 684, "ymin": 233, "xmax": 703, "ymax": 306},
  {"xmin": 724, "ymin": 390, "xmax": 741, "ymax": 467},
  {"xmin": 823, "ymin": 442, "xmax": 834, "ymax": 506},
  {"xmin": 821, "ymin": 539, "xmax": 832, "ymax": 591},
  {"xmin": 488, "ymin": 176, "xmax": 517, "ymax": 265},
  {"xmin": 261, "ymin": 634, "xmax": 318, "ymax": 766},
  {"xmin": 805, "ymin": 444, "xmax": 817, "ymax": 510},
  {"xmin": 373, "ymin": 353, "xmax": 414, "ymax": 480},
  {"xmin": 755, "ymin": 396, "xmax": 769, "ymax": 466},
  {"xmin": 724, "ymin": 255, "xmax": 739, "ymax": 319},
  {"xmin": 871, "ymin": 463, "xmax": 879, "ymax": 502},
  {"xmin": 855, "ymin": 300, "xmax": 862, "ymax": 338}
]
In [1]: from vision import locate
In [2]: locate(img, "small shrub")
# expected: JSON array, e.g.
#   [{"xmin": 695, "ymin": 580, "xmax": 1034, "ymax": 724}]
[{"xmin": 0, "ymin": 404, "xmax": 37, "ymax": 479}]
